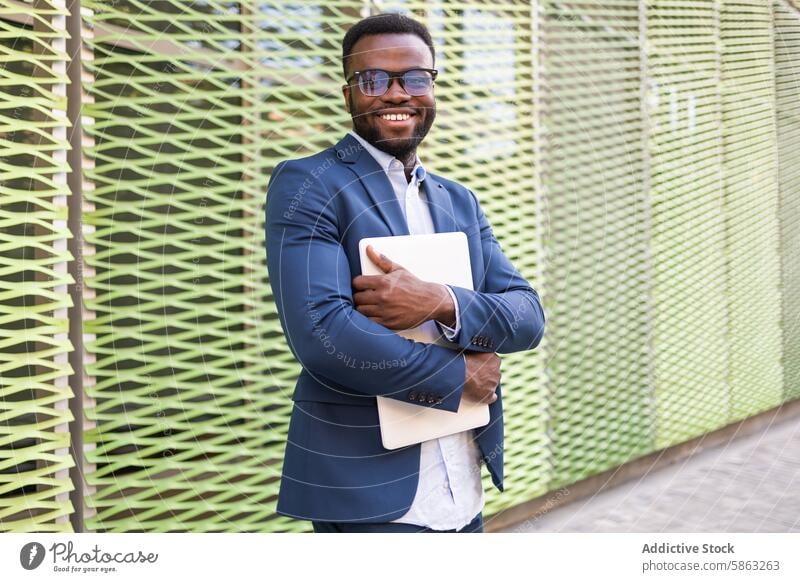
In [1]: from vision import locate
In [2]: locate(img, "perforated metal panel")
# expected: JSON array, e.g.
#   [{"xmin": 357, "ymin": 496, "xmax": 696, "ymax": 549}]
[
  {"xmin": 646, "ymin": 0, "xmax": 730, "ymax": 449},
  {"xmin": 539, "ymin": 0, "xmax": 654, "ymax": 487},
  {"xmin": 0, "ymin": 0, "xmax": 75, "ymax": 532},
  {"xmin": 77, "ymin": 0, "xmax": 366, "ymax": 532},
  {"xmin": 720, "ymin": 0, "xmax": 783, "ymax": 421},
  {"xmin": 775, "ymin": 0, "xmax": 800, "ymax": 401},
  {"xmin": 75, "ymin": 0, "xmax": 800, "ymax": 531}
]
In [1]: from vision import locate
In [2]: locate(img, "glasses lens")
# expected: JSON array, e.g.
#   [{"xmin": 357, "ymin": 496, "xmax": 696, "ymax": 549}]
[
  {"xmin": 359, "ymin": 70, "xmax": 389, "ymax": 96},
  {"xmin": 403, "ymin": 70, "xmax": 433, "ymax": 95}
]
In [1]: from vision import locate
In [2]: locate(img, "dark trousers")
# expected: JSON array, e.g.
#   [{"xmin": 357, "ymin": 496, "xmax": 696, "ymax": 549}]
[{"xmin": 312, "ymin": 511, "xmax": 484, "ymax": 533}]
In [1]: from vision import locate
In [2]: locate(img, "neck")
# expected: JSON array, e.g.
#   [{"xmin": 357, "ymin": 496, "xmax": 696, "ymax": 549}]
[
  {"xmin": 399, "ymin": 152, "xmax": 416, "ymax": 180},
  {"xmin": 349, "ymin": 129, "xmax": 418, "ymax": 179}
]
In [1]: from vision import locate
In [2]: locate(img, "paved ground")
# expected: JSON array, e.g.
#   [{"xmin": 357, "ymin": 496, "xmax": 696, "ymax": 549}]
[{"xmin": 505, "ymin": 415, "xmax": 800, "ymax": 532}]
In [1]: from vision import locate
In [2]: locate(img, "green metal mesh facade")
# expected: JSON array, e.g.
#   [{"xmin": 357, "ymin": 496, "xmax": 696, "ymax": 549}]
[
  {"xmin": 1, "ymin": 0, "xmax": 799, "ymax": 532},
  {"xmin": 647, "ymin": 0, "xmax": 730, "ymax": 448},
  {"xmin": 720, "ymin": 1, "xmax": 784, "ymax": 422},
  {"xmin": 775, "ymin": 0, "xmax": 800, "ymax": 402},
  {"xmin": 0, "ymin": 0, "xmax": 75, "ymax": 531},
  {"xmin": 78, "ymin": 0, "xmax": 316, "ymax": 533},
  {"xmin": 540, "ymin": 0, "xmax": 654, "ymax": 488}
]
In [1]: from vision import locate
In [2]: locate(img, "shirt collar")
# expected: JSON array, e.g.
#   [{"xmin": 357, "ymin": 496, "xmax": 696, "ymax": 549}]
[{"xmin": 348, "ymin": 129, "xmax": 426, "ymax": 184}]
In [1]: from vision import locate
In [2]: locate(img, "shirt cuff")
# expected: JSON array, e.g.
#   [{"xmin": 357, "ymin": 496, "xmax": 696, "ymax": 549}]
[{"xmin": 435, "ymin": 284, "xmax": 461, "ymax": 341}]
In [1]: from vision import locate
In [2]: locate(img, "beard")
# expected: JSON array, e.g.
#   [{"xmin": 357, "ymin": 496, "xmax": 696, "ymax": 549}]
[{"xmin": 349, "ymin": 96, "xmax": 436, "ymax": 161}]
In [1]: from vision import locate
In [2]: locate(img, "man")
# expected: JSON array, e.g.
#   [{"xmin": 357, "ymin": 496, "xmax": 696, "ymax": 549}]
[{"xmin": 265, "ymin": 12, "xmax": 545, "ymax": 533}]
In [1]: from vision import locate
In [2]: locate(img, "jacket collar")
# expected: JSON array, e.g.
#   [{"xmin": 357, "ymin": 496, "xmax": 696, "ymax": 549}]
[
  {"xmin": 347, "ymin": 129, "xmax": 427, "ymax": 184},
  {"xmin": 333, "ymin": 131, "xmax": 458, "ymax": 237}
]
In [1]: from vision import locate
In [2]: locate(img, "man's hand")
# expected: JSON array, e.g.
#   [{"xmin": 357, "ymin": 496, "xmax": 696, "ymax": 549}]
[
  {"xmin": 352, "ymin": 244, "xmax": 455, "ymax": 330},
  {"xmin": 462, "ymin": 351, "xmax": 501, "ymax": 405}
]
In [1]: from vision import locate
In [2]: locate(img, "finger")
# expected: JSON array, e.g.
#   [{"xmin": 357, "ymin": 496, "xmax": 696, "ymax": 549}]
[
  {"xmin": 478, "ymin": 389, "xmax": 497, "ymax": 404},
  {"xmin": 367, "ymin": 244, "xmax": 405, "ymax": 273},
  {"xmin": 352, "ymin": 274, "xmax": 384, "ymax": 291},
  {"xmin": 366, "ymin": 244, "xmax": 393, "ymax": 273},
  {"xmin": 352, "ymin": 289, "xmax": 378, "ymax": 306},
  {"xmin": 356, "ymin": 304, "xmax": 381, "ymax": 318}
]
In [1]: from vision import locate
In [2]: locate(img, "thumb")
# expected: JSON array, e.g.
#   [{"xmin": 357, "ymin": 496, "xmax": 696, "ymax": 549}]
[{"xmin": 368, "ymin": 244, "xmax": 402, "ymax": 273}]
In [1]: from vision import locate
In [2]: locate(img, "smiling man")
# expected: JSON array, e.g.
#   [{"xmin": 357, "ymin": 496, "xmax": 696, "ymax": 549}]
[{"xmin": 265, "ymin": 12, "xmax": 545, "ymax": 533}]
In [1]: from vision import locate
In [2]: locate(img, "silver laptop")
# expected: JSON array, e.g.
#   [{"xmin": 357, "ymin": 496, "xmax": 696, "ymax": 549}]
[{"xmin": 358, "ymin": 232, "xmax": 491, "ymax": 450}]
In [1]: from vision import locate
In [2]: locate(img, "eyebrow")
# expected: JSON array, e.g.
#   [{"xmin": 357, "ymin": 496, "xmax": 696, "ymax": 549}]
[{"xmin": 354, "ymin": 67, "xmax": 429, "ymax": 73}]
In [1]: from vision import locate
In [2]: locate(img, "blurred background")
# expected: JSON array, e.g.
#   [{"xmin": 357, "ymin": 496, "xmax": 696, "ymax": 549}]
[{"xmin": 1, "ymin": 0, "xmax": 798, "ymax": 532}]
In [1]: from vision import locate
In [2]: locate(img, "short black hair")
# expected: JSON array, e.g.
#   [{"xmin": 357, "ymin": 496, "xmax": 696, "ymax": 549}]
[{"xmin": 341, "ymin": 12, "xmax": 435, "ymax": 80}]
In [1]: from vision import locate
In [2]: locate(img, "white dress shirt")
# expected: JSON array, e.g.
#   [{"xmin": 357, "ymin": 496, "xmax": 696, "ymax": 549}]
[{"xmin": 348, "ymin": 129, "xmax": 485, "ymax": 531}]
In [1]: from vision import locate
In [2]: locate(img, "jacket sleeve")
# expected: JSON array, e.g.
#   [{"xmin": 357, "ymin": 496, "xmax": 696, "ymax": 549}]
[
  {"xmin": 265, "ymin": 159, "xmax": 466, "ymax": 412},
  {"xmin": 445, "ymin": 188, "xmax": 546, "ymax": 354}
]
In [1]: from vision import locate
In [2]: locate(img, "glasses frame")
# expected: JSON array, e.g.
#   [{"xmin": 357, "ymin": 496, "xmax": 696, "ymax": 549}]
[{"xmin": 345, "ymin": 68, "xmax": 438, "ymax": 97}]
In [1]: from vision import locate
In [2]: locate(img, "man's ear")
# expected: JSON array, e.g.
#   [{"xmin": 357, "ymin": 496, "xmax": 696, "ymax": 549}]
[{"xmin": 342, "ymin": 85, "xmax": 350, "ymax": 113}]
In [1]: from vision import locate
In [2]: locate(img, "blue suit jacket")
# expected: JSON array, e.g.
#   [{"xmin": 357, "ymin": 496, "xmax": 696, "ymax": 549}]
[{"xmin": 265, "ymin": 131, "xmax": 545, "ymax": 522}]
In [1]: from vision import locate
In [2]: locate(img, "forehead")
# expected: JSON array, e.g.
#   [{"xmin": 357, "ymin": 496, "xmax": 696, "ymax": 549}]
[{"xmin": 348, "ymin": 33, "xmax": 432, "ymax": 71}]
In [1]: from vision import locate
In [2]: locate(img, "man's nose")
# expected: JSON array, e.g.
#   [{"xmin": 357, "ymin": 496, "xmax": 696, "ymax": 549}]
[{"xmin": 381, "ymin": 76, "xmax": 412, "ymax": 101}]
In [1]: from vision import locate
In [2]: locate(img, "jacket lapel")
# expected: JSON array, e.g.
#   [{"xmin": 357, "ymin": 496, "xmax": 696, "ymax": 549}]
[
  {"xmin": 422, "ymin": 173, "xmax": 459, "ymax": 234},
  {"xmin": 334, "ymin": 132, "xmax": 459, "ymax": 236}
]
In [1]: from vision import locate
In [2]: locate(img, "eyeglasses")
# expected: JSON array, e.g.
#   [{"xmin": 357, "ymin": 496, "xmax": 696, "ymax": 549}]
[{"xmin": 346, "ymin": 68, "xmax": 438, "ymax": 97}]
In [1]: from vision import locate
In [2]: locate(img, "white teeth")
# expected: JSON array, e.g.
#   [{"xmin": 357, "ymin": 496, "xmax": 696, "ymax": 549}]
[{"xmin": 380, "ymin": 113, "xmax": 411, "ymax": 121}]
